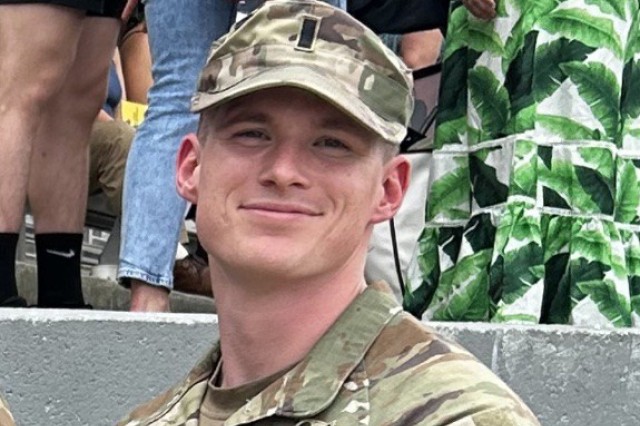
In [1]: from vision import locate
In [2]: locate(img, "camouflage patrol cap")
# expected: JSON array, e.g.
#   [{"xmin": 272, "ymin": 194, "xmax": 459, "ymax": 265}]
[{"xmin": 191, "ymin": 0, "xmax": 414, "ymax": 144}]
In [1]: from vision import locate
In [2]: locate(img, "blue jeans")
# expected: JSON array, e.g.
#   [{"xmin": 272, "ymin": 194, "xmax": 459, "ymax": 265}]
[{"xmin": 119, "ymin": 0, "xmax": 346, "ymax": 290}]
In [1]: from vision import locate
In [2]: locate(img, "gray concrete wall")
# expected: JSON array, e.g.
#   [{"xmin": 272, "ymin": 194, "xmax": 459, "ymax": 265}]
[{"xmin": 1, "ymin": 309, "xmax": 638, "ymax": 426}]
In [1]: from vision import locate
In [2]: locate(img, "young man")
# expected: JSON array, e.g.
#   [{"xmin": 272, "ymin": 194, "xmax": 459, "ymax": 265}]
[{"xmin": 119, "ymin": 1, "xmax": 540, "ymax": 424}]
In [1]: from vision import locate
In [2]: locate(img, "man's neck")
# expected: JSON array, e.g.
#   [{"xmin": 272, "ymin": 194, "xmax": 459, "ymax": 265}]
[{"xmin": 210, "ymin": 259, "xmax": 367, "ymax": 388}]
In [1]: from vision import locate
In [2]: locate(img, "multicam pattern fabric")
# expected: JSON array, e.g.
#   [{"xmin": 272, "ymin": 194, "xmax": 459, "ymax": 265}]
[
  {"xmin": 191, "ymin": 0, "xmax": 414, "ymax": 144},
  {"xmin": 404, "ymin": 0, "xmax": 640, "ymax": 327},
  {"xmin": 118, "ymin": 282, "xmax": 539, "ymax": 426},
  {"xmin": 0, "ymin": 394, "xmax": 16, "ymax": 426}
]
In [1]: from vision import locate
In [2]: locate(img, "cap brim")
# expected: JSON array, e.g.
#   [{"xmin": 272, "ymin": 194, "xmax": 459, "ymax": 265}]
[{"xmin": 191, "ymin": 65, "xmax": 407, "ymax": 144}]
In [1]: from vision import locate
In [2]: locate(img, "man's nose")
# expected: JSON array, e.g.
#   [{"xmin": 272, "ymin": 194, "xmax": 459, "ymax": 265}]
[{"xmin": 258, "ymin": 142, "xmax": 310, "ymax": 189}]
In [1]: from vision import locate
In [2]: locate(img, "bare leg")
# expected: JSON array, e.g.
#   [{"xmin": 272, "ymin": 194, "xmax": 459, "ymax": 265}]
[
  {"xmin": 0, "ymin": 4, "xmax": 84, "ymax": 232},
  {"xmin": 26, "ymin": 15, "xmax": 119, "ymax": 307},
  {"xmin": 29, "ymin": 16, "xmax": 120, "ymax": 234},
  {"xmin": 0, "ymin": 5, "xmax": 88, "ymax": 304}
]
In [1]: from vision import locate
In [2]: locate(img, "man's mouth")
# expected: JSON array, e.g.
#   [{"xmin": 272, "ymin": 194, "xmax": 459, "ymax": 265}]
[{"xmin": 240, "ymin": 202, "xmax": 322, "ymax": 217}]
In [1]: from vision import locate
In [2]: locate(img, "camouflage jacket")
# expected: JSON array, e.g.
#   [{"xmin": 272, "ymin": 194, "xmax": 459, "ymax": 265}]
[
  {"xmin": 118, "ymin": 282, "xmax": 540, "ymax": 426},
  {"xmin": 0, "ymin": 394, "xmax": 16, "ymax": 426}
]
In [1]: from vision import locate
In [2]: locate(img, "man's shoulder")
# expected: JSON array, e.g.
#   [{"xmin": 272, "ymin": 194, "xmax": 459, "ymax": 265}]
[
  {"xmin": 362, "ymin": 312, "xmax": 540, "ymax": 425},
  {"xmin": 364, "ymin": 311, "xmax": 482, "ymax": 383},
  {"xmin": 366, "ymin": 310, "xmax": 472, "ymax": 367}
]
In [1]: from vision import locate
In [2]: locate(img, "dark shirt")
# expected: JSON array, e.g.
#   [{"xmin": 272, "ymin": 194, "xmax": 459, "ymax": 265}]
[
  {"xmin": 237, "ymin": 0, "xmax": 450, "ymax": 35},
  {"xmin": 349, "ymin": 0, "xmax": 449, "ymax": 34}
]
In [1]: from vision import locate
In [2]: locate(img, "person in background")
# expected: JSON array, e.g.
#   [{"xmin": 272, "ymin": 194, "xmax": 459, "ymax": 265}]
[
  {"xmin": 95, "ymin": 18, "xmax": 203, "ymax": 292},
  {"xmin": 89, "ymin": 55, "xmax": 135, "ymax": 219},
  {"xmin": 118, "ymin": 6, "xmax": 152, "ymax": 105},
  {"xmin": 0, "ymin": 0, "xmax": 135, "ymax": 308},
  {"xmin": 404, "ymin": 0, "xmax": 640, "ymax": 327}
]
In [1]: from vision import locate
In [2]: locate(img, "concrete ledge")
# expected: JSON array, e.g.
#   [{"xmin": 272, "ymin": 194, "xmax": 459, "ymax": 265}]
[
  {"xmin": 16, "ymin": 263, "xmax": 215, "ymax": 313},
  {"xmin": 1, "ymin": 311, "xmax": 638, "ymax": 425}
]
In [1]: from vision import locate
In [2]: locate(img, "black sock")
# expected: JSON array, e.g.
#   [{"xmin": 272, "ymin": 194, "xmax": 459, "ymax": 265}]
[
  {"xmin": 0, "ymin": 233, "xmax": 19, "ymax": 302},
  {"xmin": 36, "ymin": 233, "xmax": 85, "ymax": 307}
]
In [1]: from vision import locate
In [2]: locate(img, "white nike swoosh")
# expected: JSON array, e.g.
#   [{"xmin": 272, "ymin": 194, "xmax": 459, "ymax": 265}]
[{"xmin": 46, "ymin": 249, "xmax": 76, "ymax": 258}]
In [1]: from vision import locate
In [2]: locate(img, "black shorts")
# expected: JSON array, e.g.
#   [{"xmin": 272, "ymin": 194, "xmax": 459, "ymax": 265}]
[{"xmin": 0, "ymin": 0, "xmax": 127, "ymax": 18}]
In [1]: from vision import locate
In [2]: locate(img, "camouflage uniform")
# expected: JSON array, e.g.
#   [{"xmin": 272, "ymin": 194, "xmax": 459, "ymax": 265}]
[
  {"xmin": 0, "ymin": 394, "xmax": 16, "ymax": 426},
  {"xmin": 118, "ymin": 282, "xmax": 539, "ymax": 425}
]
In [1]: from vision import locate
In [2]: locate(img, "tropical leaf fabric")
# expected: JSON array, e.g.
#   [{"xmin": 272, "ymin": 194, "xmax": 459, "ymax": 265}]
[{"xmin": 404, "ymin": 0, "xmax": 640, "ymax": 327}]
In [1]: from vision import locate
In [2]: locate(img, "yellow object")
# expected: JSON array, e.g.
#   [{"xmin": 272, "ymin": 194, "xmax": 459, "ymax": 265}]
[{"xmin": 121, "ymin": 100, "xmax": 148, "ymax": 128}]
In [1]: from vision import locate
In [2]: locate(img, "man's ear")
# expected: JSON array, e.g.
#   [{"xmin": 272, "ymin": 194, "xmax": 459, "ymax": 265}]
[
  {"xmin": 176, "ymin": 133, "xmax": 201, "ymax": 204},
  {"xmin": 371, "ymin": 155, "xmax": 411, "ymax": 224}
]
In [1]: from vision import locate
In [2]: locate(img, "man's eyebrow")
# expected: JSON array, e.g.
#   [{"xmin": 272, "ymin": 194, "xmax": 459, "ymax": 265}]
[
  {"xmin": 320, "ymin": 117, "xmax": 372, "ymax": 138},
  {"xmin": 213, "ymin": 106, "xmax": 269, "ymax": 129}
]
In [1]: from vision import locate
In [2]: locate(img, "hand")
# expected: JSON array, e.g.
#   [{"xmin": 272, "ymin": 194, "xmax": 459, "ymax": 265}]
[
  {"xmin": 463, "ymin": 0, "xmax": 497, "ymax": 20},
  {"xmin": 121, "ymin": 0, "xmax": 139, "ymax": 22}
]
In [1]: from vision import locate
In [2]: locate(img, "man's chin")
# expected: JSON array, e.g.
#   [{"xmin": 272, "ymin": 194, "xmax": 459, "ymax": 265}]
[{"xmin": 217, "ymin": 250, "xmax": 318, "ymax": 282}]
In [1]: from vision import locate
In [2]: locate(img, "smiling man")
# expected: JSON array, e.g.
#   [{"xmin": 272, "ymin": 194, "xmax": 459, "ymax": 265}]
[{"xmin": 118, "ymin": 1, "xmax": 540, "ymax": 425}]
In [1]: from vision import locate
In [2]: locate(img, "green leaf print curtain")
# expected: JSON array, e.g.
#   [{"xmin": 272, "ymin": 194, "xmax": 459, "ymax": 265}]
[{"xmin": 404, "ymin": 0, "xmax": 640, "ymax": 327}]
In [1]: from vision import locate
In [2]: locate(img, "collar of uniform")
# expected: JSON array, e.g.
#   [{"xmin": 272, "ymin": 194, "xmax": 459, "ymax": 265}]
[
  {"xmin": 120, "ymin": 344, "xmax": 221, "ymax": 426},
  {"xmin": 226, "ymin": 281, "xmax": 402, "ymax": 425}
]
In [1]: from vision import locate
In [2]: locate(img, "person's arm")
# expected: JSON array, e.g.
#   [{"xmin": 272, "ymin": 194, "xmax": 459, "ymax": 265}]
[
  {"xmin": 348, "ymin": 0, "xmax": 450, "ymax": 34},
  {"xmin": 400, "ymin": 30, "xmax": 443, "ymax": 69},
  {"xmin": 462, "ymin": 0, "xmax": 496, "ymax": 20}
]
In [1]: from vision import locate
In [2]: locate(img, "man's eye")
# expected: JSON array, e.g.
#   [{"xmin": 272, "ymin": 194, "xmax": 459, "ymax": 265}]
[
  {"xmin": 316, "ymin": 138, "xmax": 349, "ymax": 150},
  {"xmin": 234, "ymin": 129, "xmax": 268, "ymax": 139}
]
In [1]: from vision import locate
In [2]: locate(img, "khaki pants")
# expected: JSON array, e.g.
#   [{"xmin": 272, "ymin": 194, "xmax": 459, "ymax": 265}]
[{"xmin": 88, "ymin": 120, "xmax": 134, "ymax": 216}]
